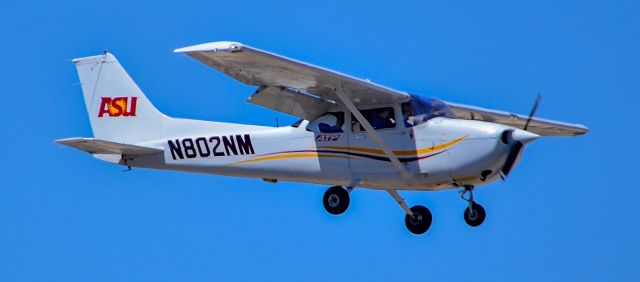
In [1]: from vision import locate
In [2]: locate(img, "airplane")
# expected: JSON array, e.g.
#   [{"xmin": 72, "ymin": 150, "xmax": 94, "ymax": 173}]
[{"xmin": 57, "ymin": 41, "xmax": 588, "ymax": 235}]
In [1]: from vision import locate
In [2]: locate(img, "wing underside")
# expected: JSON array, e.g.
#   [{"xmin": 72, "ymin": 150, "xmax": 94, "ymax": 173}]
[
  {"xmin": 446, "ymin": 102, "xmax": 588, "ymax": 136},
  {"xmin": 175, "ymin": 41, "xmax": 409, "ymax": 119}
]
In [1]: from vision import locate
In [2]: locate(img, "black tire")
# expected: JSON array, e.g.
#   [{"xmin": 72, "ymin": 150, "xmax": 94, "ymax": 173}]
[
  {"xmin": 404, "ymin": 205, "xmax": 433, "ymax": 235},
  {"xmin": 464, "ymin": 202, "xmax": 486, "ymax": 227},
  {"xmin": 323, "ymin": 186, "xmax": 350, "ymax": 215}
]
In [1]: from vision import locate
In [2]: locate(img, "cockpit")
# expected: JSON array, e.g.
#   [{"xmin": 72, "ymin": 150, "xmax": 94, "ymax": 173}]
[{"xmin": 401, "ymin": 95, "xmax": 456, "ymax": 127}]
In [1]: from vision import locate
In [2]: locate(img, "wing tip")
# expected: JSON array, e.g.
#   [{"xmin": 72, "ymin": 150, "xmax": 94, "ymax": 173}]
[
  {"xmin": 573, "ymin": 124, "xmax": 589, "ymax": 136},
  {"xmin": 55, "ymin": 137, "xmax": 90, "ymax": 145},
  {"xmin": 174, "ymin": 41, "xmax": 244, "ymax": 53}
]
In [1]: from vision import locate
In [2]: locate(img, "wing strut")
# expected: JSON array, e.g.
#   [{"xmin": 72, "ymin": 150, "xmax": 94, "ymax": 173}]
[
  {"xmin": 386, "ymin": 190, "xmax": 414, "ymax": 217},
  {"xmin": 334, "ymin": 85, "xmax": 411, "ymax": 178}
]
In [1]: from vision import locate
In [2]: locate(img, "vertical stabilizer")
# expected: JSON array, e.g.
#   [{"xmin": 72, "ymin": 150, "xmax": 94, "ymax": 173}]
[{"xmin": 73, "ymin": 53, "xmax": 165, "ymax": 144}]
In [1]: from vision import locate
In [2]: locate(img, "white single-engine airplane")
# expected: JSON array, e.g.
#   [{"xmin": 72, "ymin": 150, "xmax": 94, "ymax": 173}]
[{"xmin": 57, "ymin": 42, "xmax": 588, "ymax": 235}]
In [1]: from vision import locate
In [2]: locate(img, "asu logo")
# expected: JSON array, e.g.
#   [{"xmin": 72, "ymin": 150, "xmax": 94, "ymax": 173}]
[{"xmin": 98, "ymin": 97, "xmax": 138, "ymax": 117}]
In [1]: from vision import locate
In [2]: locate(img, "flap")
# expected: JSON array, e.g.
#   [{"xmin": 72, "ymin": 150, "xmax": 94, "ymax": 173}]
[{"xmin": 247, "ymin": 86, "xmax": 334, "ymax": 120}]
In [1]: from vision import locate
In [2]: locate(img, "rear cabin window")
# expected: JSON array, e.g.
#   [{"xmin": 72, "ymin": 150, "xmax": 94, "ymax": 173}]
[
  {"xmin": 351, "ymin": 107, "xmax": 396, "ymax": 132},
  {"xmin": 306, "ymin": 112, "xmax": 345, "ymax": 133}
]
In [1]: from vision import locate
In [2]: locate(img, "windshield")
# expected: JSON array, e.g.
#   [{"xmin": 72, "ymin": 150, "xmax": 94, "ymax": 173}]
[{"xmin": 401, "ymin": 95, "xmax": 455, "ymax": 127}]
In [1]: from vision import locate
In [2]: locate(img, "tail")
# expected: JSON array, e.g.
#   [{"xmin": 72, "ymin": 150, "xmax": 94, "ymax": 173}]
[{"xmin": 73, "ymin": 52, "xmax": 166, "ymax": 144}]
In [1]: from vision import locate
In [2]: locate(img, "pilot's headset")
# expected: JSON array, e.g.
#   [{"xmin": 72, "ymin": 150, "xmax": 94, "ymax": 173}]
[{"xmin": 308, "ymin": 114, "xmax": 337, "ymax": 133}]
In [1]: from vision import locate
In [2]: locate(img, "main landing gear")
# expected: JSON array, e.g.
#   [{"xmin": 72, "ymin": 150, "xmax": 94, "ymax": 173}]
[
  {"xmin": 323, "ymin": 186, "xmax": 351, "ymax": 215},
  {"xmin": 460, "ymin": 186, "xmax": 486, "ymax": 227},
  {"xmin": 321, "ymin": 185, "xmax": 486, "ymax": 234},
  {"xmin": 387, "ymin": 190, "xmax": 433, "ymax": 235},
  {"xmin": 404, "ymin": 205, "xmax": 432, "ymax": 235}
]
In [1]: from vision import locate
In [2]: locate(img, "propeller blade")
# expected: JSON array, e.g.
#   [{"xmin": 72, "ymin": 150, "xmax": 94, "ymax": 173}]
[
  {"xmin": 501, "ymin": 140, "xmax": 524, "ymax": 178},
  {"xmin": 523, "ymin": 94, "xmax": 542, "ymax": 131}
]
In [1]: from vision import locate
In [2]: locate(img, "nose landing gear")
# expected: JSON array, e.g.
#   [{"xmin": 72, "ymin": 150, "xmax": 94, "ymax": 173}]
[{"xmin": 460, "ymin": 186, "xmax": 486, "ymax": 227}]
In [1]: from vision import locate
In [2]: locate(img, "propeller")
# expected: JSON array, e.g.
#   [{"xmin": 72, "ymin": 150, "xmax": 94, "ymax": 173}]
[
  {"xmin": 523, "ymin": 94, "xmax": 542, "ymax": 131},
  {"xmin": 500, "ymin": 132, "xmax": 523, "ymax": 179},
  {"xmin": 500, "ymin": 95, "xmax": 542, "ymax": 180}
]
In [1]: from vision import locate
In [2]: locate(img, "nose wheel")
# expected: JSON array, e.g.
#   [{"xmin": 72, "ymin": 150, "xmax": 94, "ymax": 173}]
[
  {"xmin": 464, "ymin": 202, "xmax": 486, "ymax": 227},
  {"xmin": 323, "ymin": 186, "xmax": 350, "ymax": 215},
  {"xmin": 460, "ymin": 187, "xmax": 486, "ymax": 227}
]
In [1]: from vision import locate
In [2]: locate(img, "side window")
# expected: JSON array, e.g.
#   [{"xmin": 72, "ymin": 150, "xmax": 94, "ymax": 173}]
[
  {"xmin": 351, "ymin": 107, "xmax": 396, "ymax": 132},
  {"xmin": 306, "ymin": 112, "xmax": 345, "ymax": 133},
  {"xmin": 401, "ymin": 98, "xmax": 454, "ymax": 127}
]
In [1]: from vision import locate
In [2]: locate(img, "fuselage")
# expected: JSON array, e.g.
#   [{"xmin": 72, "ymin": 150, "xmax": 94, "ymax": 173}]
[{"xmin": 128, "ymin": 104, "xmax": 530, "ymax": 191}]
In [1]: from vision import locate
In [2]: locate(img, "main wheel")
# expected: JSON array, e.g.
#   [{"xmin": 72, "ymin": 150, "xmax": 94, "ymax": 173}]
[
  {"xmin": 323, "ymin": 186, "xmax": 350, "ymax": 215},
  {"xmin": 464, "ymin": 202, "xmax": 486, "ymax": 227},
  {"xmin": 404, "ymin": 205, "xmax": 433, "ymax": 235}
]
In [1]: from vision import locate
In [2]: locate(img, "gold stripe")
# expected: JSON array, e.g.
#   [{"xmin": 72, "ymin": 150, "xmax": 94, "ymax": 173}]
[
  {"xmin": 319, "ymin": 135, "xmax": 466, "ymax": 156},
  {"xmin": 230, "ymin": 153, "xmax": 349, "ymax": 165},
  {"xmin": 433, "ymin": 175, "xmax": 477, "ymax": 186},
  {"xmin": 231, "ymin": 135, "xmax": 466, "ymax": 165},
  {"xmin": 452, "ymin": 176, "xmax": 477, "ymax": 182}
]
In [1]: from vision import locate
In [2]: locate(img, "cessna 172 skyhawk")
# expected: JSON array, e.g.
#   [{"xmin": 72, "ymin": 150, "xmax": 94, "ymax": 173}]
[{"xmin": 57, "ymin": 41, "xmax": 588, "ymax": 235}]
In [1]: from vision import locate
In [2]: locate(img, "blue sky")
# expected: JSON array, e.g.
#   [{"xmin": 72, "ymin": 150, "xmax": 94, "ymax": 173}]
[{"xmin": 1, "ymin": 0, "xmax": 638, "ymax": 281}]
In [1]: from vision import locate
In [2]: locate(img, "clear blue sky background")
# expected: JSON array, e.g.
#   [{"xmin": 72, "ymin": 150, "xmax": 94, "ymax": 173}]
[{"xmin": 0, "ymin": 0, "xmax": 638, "ymax": 281}]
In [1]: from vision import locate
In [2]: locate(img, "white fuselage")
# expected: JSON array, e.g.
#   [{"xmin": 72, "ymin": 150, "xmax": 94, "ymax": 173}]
[{"xmin": 128, "ymin": 104, "xmax": 521, "ymax": 192}]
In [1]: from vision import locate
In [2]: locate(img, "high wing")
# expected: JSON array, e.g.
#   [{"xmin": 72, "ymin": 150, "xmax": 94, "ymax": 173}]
[
  {"xmin": 174, "ymin": 41, "xmax": 410, "ymax": 120},
  {"xmin": 446, "ymin": 102, "xmax": 588, "ymax": 136},
  {"xmin": 174, "ymin": 41, "xmax": 587, "ymax": 136}
]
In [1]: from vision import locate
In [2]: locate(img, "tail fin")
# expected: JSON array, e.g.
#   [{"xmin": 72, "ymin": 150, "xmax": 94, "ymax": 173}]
[{"xmin": 73, "ymin": 53, "xmax": 165, "ymax": 144}]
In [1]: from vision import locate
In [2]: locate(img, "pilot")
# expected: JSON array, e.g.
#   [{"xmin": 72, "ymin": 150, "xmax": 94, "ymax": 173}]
[{"xmin": 371, "ymin": 109, "xmax": 395, "ymax": 129}]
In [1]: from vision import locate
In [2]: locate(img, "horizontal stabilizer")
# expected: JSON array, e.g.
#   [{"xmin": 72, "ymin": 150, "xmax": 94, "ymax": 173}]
[{"xmin": 55, "ymin": 138, "xmax": 162, "ymax": 155}]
